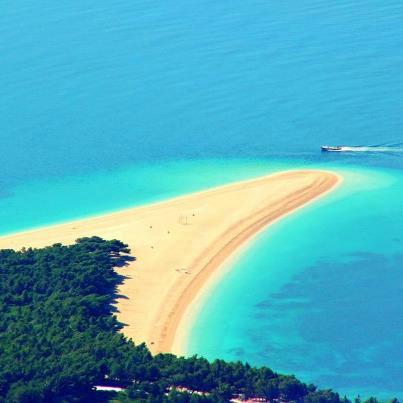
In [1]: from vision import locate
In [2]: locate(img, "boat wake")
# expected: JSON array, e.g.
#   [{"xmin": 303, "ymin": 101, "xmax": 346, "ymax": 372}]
[
  {"xmin": 322, "ymin": 142, "xmax": 403, "ymax": 154},
  {"xmin": 340, "ymin": 146, "xmax": 403, "ymax": 152}
]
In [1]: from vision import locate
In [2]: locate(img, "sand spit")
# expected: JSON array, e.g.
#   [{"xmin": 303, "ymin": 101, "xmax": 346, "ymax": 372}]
[{"xmin": 0, "ymin": 170, "xmax": 340, "ymax": 354}]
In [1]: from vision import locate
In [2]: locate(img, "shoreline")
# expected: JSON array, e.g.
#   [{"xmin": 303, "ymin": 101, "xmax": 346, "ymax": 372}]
[
  {"xmin": 169, "ymin": 171, "xmax": 343, "ymax": 356},
  {"xmin": 0, "ymin": 169, "xmax": 341, "ymax": 354},
  {"xmin": 171, "ymin": 172, "xmax": 342, "ymax": 356},
  {"xmin": 0, "ymin": 168, "xmax": 332, "ymax": 239}
]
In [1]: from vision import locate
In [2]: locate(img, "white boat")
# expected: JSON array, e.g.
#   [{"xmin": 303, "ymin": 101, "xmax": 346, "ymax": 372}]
[{"xmin": 321, "ymin": 145, "xmax": 343, "ymax": 152}]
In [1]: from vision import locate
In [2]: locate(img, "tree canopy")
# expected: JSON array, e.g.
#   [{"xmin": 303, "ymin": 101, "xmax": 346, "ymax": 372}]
[{"xmin": 0, "ymin": 237, "xmax": 390, "ymax": 402}]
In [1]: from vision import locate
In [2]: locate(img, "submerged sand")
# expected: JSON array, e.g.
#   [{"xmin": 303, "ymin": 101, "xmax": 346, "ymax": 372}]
[{"xmin": 0, "ymin": 170, "xmax": 340, "ymax": 354}]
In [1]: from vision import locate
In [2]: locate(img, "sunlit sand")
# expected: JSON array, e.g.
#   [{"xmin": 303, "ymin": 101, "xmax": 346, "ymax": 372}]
[{"xmin": 0, "ymin": 170, "xmax": 340, "ymax": 354}]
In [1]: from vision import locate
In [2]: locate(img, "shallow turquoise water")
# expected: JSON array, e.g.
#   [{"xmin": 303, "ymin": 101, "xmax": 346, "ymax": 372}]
[
  {"xmin": 186, "ymin": 168, "xmax": 403, "ymax": 398},
  {"xmin": 1, "ymin": 0, "xmax": 403, "ymax": 398},
  {"xmin": 0, "ymin": 158, "xmax": 292, "ymax": 235}
]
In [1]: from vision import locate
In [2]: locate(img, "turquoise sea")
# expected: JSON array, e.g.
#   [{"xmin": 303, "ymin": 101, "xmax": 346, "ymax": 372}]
[{"xmin": 1, "ymin": 0, "xmax": 403, "ymax": 398}]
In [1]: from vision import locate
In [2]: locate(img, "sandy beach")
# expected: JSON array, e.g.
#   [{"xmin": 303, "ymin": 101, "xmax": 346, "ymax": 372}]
[{"xmin": 0, "ymin": 170, "xmax": 340, "ymax": 354}]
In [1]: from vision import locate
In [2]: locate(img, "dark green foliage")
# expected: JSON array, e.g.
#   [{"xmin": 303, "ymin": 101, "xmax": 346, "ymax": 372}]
[
  {"xmin": 304, "ymin": 389, "xmax": 343, "ymax": 403},
  {"xmin": 0, "ymin": 237, "xmax": 393, "ymax": 402},
  {"xmin": 0, "ymin": 237, "xmax": 146, "ymax": 401}
]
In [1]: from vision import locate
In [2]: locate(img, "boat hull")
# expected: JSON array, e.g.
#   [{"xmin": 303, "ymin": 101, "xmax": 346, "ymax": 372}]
[{"xmin": 321, "ymin": 146, "xmax": 343, "ymax": 152}]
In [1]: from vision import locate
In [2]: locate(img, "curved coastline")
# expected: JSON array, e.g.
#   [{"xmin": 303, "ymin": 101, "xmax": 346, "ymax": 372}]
[
  {"xmin": 0, "ymin": 169, "xmax": 341, "ymax": 355},
  {"xmin": 165, "ymin": 171, "xmax": 342, "ymax": 354}
]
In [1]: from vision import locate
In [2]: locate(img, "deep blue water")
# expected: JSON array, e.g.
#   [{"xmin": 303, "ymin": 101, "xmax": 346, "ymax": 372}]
[{"xmin": 1, "ymin": 0, "xmax": 403, "ymax": 398}]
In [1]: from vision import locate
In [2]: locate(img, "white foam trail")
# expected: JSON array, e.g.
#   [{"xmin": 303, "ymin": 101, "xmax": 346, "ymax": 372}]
[{"xmin": 340, "ymin": 146, "xmax": 403, "ymax": 152}]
